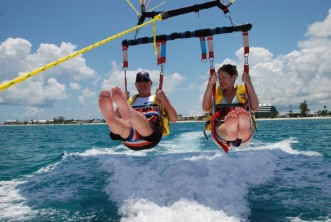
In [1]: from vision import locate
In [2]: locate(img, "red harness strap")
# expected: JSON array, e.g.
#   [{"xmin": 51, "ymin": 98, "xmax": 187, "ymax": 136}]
[
  {"xmin": 156, "ymin": 40, "xmax": 166, "ymax": 90},
  {"xmin": 199, "ymin": 36, "xmax": 207, "ymax": 62},
  {"xmin": 122, "ymin": 44, "xmax": 129, "ymax": 91},
  {"xmin": 210, "ymin": 111, "xmax": 229, "ymax": 153}
]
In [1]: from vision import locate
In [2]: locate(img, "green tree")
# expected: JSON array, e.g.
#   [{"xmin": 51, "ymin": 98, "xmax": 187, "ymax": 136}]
[
  {"xmin": 299, "ymin": 100, "xmax": 310, "ymax": 117},
  {"xmin": 318, "ymin": 105, "xmax": 328, "ymax": 116},
  {"xmin": 54, "ymin": 116, "xmax": 65, "ymax": 124},
  {"xmin": 269, "ymin": 106, "xmax": 279, "ymax": 118}
]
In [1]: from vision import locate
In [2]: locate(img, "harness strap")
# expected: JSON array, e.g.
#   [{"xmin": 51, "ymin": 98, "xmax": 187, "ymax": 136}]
[
  {"xmin": 122, "ymin": 44, "xmax": 128, "ymax": 69},
  {"xmin": 243, "ymin": 31, "xmax": 249, "ymax": 55},
  {"xmin": 207, "ymin": 36, "xmax": 214, "ymax": 60},
  {"xmin": 156, "ymin": 40, "xmax": 166, "ymax": 65},
  {"xmin": 126, "ymin": 99, "xmax": 161, "ymax": 144},
  {"xmin": 156, "ymin": 40, "xmax": 166, "ymax": 90},
  {"xmin": 122, "ymin": 44, "xmax": 128, "ymax": 91},
  {"xmin": 207, "ymin": 35, "xmax": 217, "ymax": 113},
  {"xmin": 242, "ymin": 31, "xmax": 252, "ymax": 132},
  {"xmin": 210, "ymin": 105, "xmax": 254, "ymax": 152},
  {"xmin": 199, "ymin": 36, "xmax": 207, "ymax": 62},
  {"xmin": 210, "ymin": 111, "xmax": 229, "ymax": 153}
]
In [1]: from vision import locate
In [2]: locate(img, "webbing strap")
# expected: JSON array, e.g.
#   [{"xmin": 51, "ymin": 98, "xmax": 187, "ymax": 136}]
[
  {"xmin": 156, "ymin": 40, "xmax": 166, "ymax": 90},
  {"xmin": 207, "ymin": 36, "xmax": 214, "ymax": 59},
  {"xmin": 122, "ymin": 44, "xmax": 128, "ymax": 69},
  {"xmin": 199, "ymin": 37, "xmax": 207, "ymax": 61},
  {"xmin": 242, "ymin": 31, "xmax": 254, "ymax": 134},
  {"xmin": 243, "ymin": 31, "xmax": 249, "ymax": 55},
  {"xmin": 206, "ymin": 35, "xmax": 216, "ymax": 113},
  {"xmin": 242, "ymin": 31, "xmax": 250, "ymax": 92},
  {"xmin": 122, "ymin": 44, "xmax": 129, "ymax": 91},
  {"xmin": 157, "ymin": 40, "xmax": 166, "ymax": 65},
  {"xmin": 210, "ymin": 68, "xmax": 217, "ymax": 113},
  {"xmin": 159, "ymin": 72, "xmax": 164, "ymax": 90},
  {"xmin": 210, "ymin": 111, "xmax": 229, "ymax": 153}
]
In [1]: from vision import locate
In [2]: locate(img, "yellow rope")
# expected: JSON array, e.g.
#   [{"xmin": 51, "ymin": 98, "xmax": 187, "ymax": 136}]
[
  {"xmin": 0, "ymin": 14, "xmax": 163, "ymax": 92},
  {"xmin": 126, "ymin": 0, "xmax": 140, "ymax": 16},
  {"xmin": 147, "ymin": 2, "xmax": 165, "ymax": 12}
]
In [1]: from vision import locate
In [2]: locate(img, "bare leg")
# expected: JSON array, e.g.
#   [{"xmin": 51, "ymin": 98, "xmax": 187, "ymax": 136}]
[
  {"xmin": 111, "ymin": 87, "xmax": 153, "ymax": 138},
  {"xmin": 98, "ymin": 90, "xmax": 130, "ymax": 138},
  {"xmin": 236, "ymin": 107, "xmax": 252, "ymax": 139},
  {"xmin": 111, "ymin": 87, "xmax": 131, "ymax": 122},
  {"xmin": 224, "ymin": 110, "xmax": 239, "ymax": 141},
  {"xmin": 215, "ymin": 124, "xmax": 230, "ymax": 141},
  {"xmin": 129, "ymin": 110, "xmax": 154, "ymax": 137},
  {"xmin": 98, "ymin": 90, "xmax": 115, "ymax": 124}
]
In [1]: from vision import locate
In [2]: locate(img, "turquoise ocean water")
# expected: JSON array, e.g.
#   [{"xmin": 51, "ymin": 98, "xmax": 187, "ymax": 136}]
[{"xmin": 0, "ymin": 119, "xmax": 330, "ymax": 222}]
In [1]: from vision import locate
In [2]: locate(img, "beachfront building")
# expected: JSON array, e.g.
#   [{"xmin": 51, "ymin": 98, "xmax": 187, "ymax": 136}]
[
  {"xmin": 31, "ymin": 120, "xmax": 48, "ymax": 124},
  {"xmin": 255, "ymin": 104, "xmax": 278, "ymax": 118},
  {"xmin": 307, "ymin": 112, "xmax": 318, "ymax": 117},
  {"xmin": 3, "ymin": 120, "xmax": 20, "ymax": 125},
  {"xmin": 178, "ymin": 114, "xmax": 205, "ymax": 121}
]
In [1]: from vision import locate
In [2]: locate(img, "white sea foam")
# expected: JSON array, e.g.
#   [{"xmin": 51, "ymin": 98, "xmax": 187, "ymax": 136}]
[
  {"xmin": 242, "ymin": 138, "xmax": 322, "ymax": 156},
  {"xmin": 287, "ymin": 216, "xmax": 331, "ymax": 222},
  {"xmin": 75, "ymin": 131, "xmax": 207, "ymax": 158},
  {"xmin": 96, "ymin": 132, "xmax": 326, "ymax": 221},
  {"xmin": 1, "ymin": 130, "xmax": 324, "ymax": 221},
  {"xmin": 98, "ymin": 142, "xmax": 278, "ymax": 221},
  {"xmin": 35, "ymin": 151, "xmax": 71, "ymax": 174},
  {"xmin": 0, "ymin": 180, "xmax": 36, "ymax": 221},
  {"xmin": 158, "ymin": 131, "xmax": 209, "ymax": 154},
  {"xmin": 120, "ymin": 198, "xmax": 242, "ymax": 222}
]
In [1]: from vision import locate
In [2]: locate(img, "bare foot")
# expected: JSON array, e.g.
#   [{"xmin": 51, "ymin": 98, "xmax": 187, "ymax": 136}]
[
  {"xmin": 98, "ymin": 90, "xmax": 115, "ymax": 124},
  {"xmin": 111, "ymin": 87, "xmax": 131, "ymax": 122},
  {"xmin": 224, "ymin": 109, "xmax": 239, "ymax": 141},
  {"xmin": 236, "ymin": 107, "xmax": 251, "ymax": 139}
]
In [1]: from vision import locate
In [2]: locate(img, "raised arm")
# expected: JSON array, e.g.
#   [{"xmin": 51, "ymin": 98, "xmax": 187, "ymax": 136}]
[
  {"xmin": 242, "ymin": 71, "xmax": 259, "ymax": 111},
  {"xmin": 202, "ymin": 74, "xmax": 217, "ymax": 112},
  {"xmin": 156, "ymin": 89, "xmax": 178, "ymax": 123}
]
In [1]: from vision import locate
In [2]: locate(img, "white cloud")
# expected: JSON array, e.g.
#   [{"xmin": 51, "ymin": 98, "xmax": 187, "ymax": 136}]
[
  {"xmin": 306, "ymin": 8, "xmax": 331, "ymax": 38},
  {"xmin": 0, "ymin": 38, "xmax": 32, "ymax": 80},
  {"xmin": 78, "ymin": 88, "xmax": 96, "ymax": 106},
  {"xmin": 24, "ymin": 106, "xmax": 45, "ymax": 119},
  {"xmin": 0, "ymin": 38, "xmax": 98, "ymax": 107},
  {"xmin": 101, "ymin": 62, "xmax": 184, "ymax": 96},
  {"xmin": 69, "ymin": 82, "xmax": 81, "ymax": 90},
  {"xmin": 203, "ymin": 9, "xmax": 331, "ymax": 112},
  {"xmin": 188, "ymin": 82, "xmax": 198, "ymax": 91},
  {"xmin": 24, "ymin": 42, "xmax": 97, "ymax": 81},
  {"xmin": 252, "ymin": 10, "xmax": 331, "ymax": 110},
  {"xmin": 0, "ymin": 77, "xmax": 67, "ymax": 106}
]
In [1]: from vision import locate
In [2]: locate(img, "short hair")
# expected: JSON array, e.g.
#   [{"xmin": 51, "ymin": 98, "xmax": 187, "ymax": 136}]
[{"xmin": 218, "ymin": 64, "xmax": 238, "ymax": 77}]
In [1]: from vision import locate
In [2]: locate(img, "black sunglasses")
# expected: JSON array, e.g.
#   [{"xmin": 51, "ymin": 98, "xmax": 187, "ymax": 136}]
[{"xmin": 136, "ymin": 78, "xmax": 149, "ymax": 83}]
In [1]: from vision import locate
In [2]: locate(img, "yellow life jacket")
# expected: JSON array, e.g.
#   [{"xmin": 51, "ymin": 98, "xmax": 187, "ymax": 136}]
[
  {"xmin": 127, "ymin": 94, "xmax": 170, "ymax": 136},
  {"xmin": 205, "ymin": 84, "xmax": 247, "ymax": 130}
]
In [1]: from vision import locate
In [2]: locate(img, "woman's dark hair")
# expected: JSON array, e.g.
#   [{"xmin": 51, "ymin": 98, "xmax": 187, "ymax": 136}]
[{"xmin": 217, "ymin": 64, "xmax": 238, "ymax": 77}]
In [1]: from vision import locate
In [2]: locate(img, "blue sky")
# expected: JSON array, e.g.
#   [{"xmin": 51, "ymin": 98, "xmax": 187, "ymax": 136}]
[{"xmin": 0, "ymin": 0, "xmax": 330, "ymax": 122}]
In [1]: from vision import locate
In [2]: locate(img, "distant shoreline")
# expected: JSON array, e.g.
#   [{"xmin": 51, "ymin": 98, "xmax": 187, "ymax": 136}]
[
  {"xmin": 177, "ymin": 116, "xmax": 331, "ymax": 123},
  {"xmin": 255, "ymin": 116, "xmax": 331, "ymax": 121},
  {"xmin": 1, "ymin": 116, "xmax": 331, "ymax": 126}
]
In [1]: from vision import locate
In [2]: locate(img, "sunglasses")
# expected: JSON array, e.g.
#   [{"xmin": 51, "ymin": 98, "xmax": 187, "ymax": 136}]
[{"xmin": 136, "ymin": 78, "xmax": 149, "ymax": 83}]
